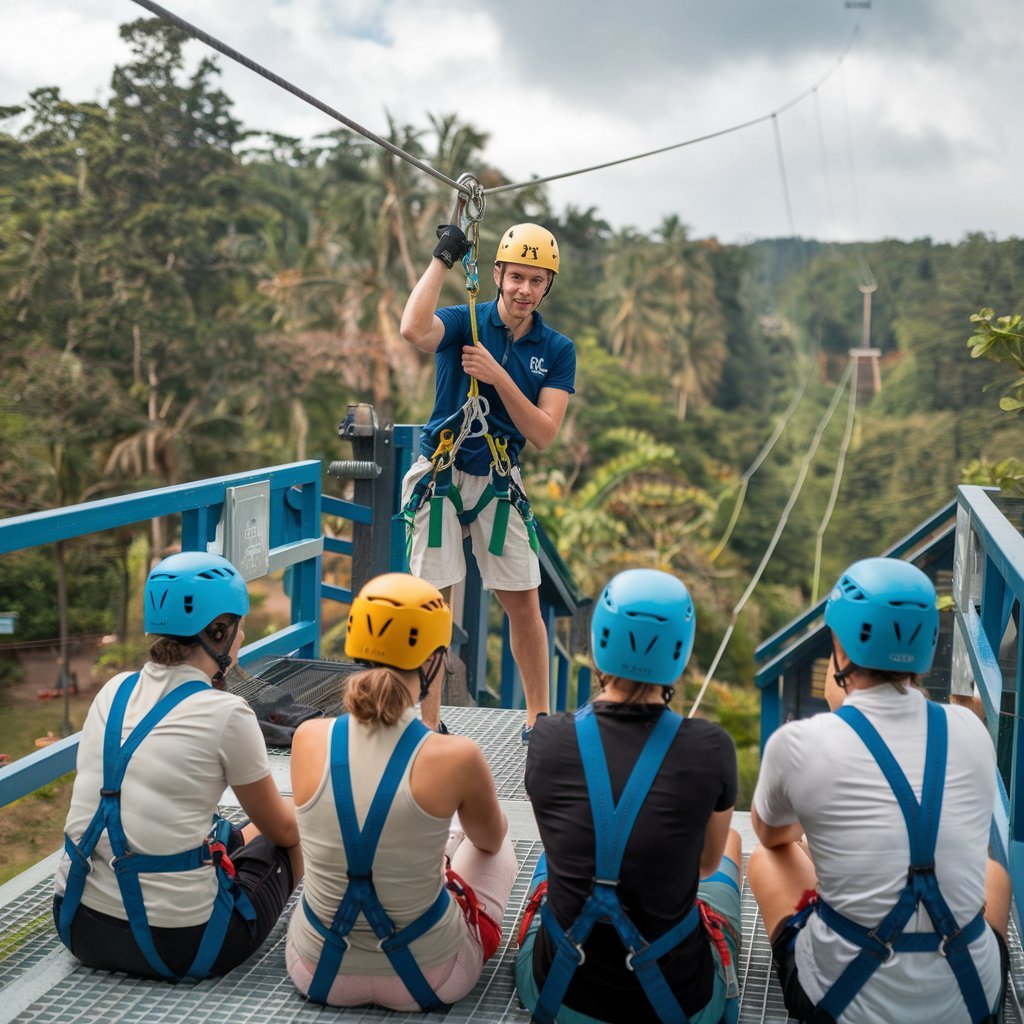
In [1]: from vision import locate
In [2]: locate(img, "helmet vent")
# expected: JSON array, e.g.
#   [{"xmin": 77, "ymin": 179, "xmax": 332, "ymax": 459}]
[
  {"xmin": 184, "ymin": 595, "xmax": 194, "ymax": 614},
  {"xmin": 644, "ymin": 637, "xmax": 658, "ymax": 655},
  {"xmin": 378, "ymin": 619, "xmax": 392, "ymax": 637},
  {"xmin": 598, "ymin": 626, "xmax": 610, "ymax": 649},
  {"xmin": 859, "ymin": 622, "xmax": 871, "ymax": 643},
  {"xmin": 893, "ymin": 622, "xmax": 901, "ymax": 642},
  {"xmin": 409, "ymin": 627, "xmax": 418, "ymax": 647},
  {"xmin": 840, "ymin": 579, "xmax": 866, "ymax": 600},
  {"xmin": 673, "ymin": 640, "xmax": 683, "ymax": 660},
  {"xmin": 629, "ymin": 632, "xmax": 636, "ymax": 652}
]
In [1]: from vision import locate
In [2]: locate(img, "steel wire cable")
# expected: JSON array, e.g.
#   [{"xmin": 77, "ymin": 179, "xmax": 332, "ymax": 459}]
[
  {"xmin": 811, "ymin": 358, "xmax": 859, "ymax": 603},
  {"xmin": 130, "ymin": 0, "xmax": 860, "ymax": 208},
  {"xmin": 483, "ymin": 27, "xmax": 861, "ymax": 197},
  {"xmin": 688, "ymin": 362, "xmax": 854, "ymax": 717},
  {"xmin": 709, "ymin": 369, "xmax": 811, "ymax": 562},
  {"xmin": 128, "ymin": 0, "xmax": 469, "ymax": 196},
  {"xmin": 772, "ymin": 113, "xmax": 797, "ymax": 238}
]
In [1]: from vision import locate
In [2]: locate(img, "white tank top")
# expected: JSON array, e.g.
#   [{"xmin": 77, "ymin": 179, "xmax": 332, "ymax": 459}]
[{"xmin": 287, "ymin": 707, "xmax": 465, "ymax": 973}]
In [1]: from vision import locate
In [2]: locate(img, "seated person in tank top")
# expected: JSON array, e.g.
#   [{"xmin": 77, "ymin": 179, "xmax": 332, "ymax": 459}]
[{"xmin": 286, "ymin": 572, "xmax": 518, "ymax": 1010}]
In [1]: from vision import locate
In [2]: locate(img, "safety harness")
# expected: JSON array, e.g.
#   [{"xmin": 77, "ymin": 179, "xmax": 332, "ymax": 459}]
[
  {"xmin": 531, "ymin": 704, "xmax": 704, "ymax": 1024},
  {"xmin": 301, "ymin": 715, "xmax": 452, "ymax": 1009},
  {"xmin": 396, "ymin": 177, "xmax": 539, "ymax": 564},
  {"xmin": 57, "ymin": 671, "xmax": 255, "ymax": 980},
  {"xmin": 809, "ymin": 702, "xmax": 993, "ymax": 1023}
]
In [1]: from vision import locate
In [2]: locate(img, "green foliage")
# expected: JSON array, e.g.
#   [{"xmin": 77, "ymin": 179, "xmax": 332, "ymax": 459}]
[
  {"xmin": 961, "ymin": 457, "xmax": 1024, "ymax": 497},
  {"xmin": 968, "ymin": 308, "xmax": 1024, "ymax": 411}
]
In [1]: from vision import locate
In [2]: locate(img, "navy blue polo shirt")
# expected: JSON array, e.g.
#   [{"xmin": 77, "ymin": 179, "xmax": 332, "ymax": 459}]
[{"xmin": 420, "ymin": 300, "xmax": 576, "ymax": 475}]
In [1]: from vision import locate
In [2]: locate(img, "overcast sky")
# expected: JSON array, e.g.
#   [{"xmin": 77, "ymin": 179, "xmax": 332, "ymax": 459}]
[{"xmin": 2, "ymin": 0, "xmax": 1021, "ymax": 244}]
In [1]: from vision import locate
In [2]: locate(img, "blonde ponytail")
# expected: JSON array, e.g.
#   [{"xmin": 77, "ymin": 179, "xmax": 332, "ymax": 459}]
[{"xmin": 344, "ymin": 667, "xmax": 413, "ymax": 727}]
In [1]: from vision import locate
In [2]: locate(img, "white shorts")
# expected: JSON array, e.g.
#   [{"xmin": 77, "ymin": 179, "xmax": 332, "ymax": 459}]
[{"xmin": 400, "ymin": 457, "xmax": 541, "ymax": 593}]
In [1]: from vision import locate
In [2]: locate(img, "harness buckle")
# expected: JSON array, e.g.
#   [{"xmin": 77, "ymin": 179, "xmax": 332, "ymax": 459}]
[
  {"xmin": 376, "ymin": 929, "xmax": 397, "ymax": 952},
  {"xmin": 347, "ymin": 869, "xmax": 373, "ymax": 882},
  {"xmin": 866, "ymin": 928, "xmax": 896, "ymax": 963},
  {"xmin": 907, "ymin": 862, "xmax": 935, "ymax": 880},
  {"xmin": 592, "ymin": 877, "xmax": 619, "ymax": 888},
  {"xmin": 99, "ymin": 788, "xmax": 121, "ymax": 799},
  {"xmin": 938, "ymin": 927, "xmax": 962, "ymax": 958},
  {"xmin": 624, "ymin": 941, "xmax": 649, "ymax": 972}
]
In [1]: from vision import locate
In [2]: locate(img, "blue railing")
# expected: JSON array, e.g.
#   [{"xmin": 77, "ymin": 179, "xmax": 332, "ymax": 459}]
[
  {"xmin": 0, "ymin": 433, "xmax": 591, "ymax": 808},
  {"xmin": 754, "ymin": 497, "xmax": 959, "ymax": 747},
  {"xmin": 0, "ymin": 462, "xmax": 324, "ymax": 808},
  {"xmin": 949, "ymin": 486, "xmax": 1024, "ymax": 900}
]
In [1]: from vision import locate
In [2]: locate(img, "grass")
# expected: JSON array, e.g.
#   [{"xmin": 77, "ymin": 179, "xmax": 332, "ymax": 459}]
[{"xmin": 0, "ymin": 691, "xmax": 91, "ymax": 886}]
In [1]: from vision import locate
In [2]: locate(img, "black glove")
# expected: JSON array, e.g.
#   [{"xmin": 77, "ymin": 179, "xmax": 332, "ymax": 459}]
[{"xmin": 433, "ymin": 224, "xmax": 471, "ymax": 268}]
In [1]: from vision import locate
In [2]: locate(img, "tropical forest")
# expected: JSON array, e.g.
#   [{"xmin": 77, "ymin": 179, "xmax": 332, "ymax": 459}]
[{"xmin": 1, "ymin": 20, "xmax": 1023, "ymax": 871}]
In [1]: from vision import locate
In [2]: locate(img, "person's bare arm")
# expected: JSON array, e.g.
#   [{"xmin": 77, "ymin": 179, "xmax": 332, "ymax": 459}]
[
  {"xmin": 233, "ymin": 775, "xmax": 300, "ymax": 849},
  {"xmin": 751, "ymin": 805, "xmax": 805, "ymax": 848},
  {"xmin": 459, "ymin": 343, "xmax": 571, "ymax": 450},
  {"xmin": 401, "ymin": 260, "xmax": 448, "ymax": 353},
  {"xmin": 700, "ymin": 807, "xmax": 734, "ymax": 876},
  {"xmin": 456, "ymin": 741, "xmax": 508, "ymax": 854}
]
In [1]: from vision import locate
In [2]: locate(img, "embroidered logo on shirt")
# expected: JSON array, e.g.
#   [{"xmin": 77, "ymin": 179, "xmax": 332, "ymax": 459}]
[{"xmin": 529, "ymin": 356, "xmax": 548, "ymax": 377}]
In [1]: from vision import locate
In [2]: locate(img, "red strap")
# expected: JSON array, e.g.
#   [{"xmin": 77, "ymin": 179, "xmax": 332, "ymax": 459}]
[
  {"xmin": 445, "ymin": 866, "xmax": 503, "ymax": 961},
  {"xmin": 698, "ymin": 899, "xmax": 734, "ymax": 968},
  {"xmin": 517, "ymin": 880, "xmax": 548, "ymax": 947},
  {"xmin": 207, "ymin": 841, "xmax": 237, "ymax": 879}
]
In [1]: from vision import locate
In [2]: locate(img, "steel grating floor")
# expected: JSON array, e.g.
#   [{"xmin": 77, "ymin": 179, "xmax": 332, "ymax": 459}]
[{"xmin": 2, "ymin": 699, "xmax": 1023, "ymax": 1023}]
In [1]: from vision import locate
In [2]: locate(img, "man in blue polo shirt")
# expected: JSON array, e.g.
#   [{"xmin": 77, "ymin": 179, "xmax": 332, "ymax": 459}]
[{"xmin": 400, "ymin": 222, "xmax": 576, "ymax": 742}]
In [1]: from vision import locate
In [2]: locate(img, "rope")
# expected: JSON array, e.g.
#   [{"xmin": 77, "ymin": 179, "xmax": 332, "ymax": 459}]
[
  {"xmin": 688, "ymin": 362, "xmax": 854, "ymax": 717},
  {"xmin": 127, "ymin": 0, "xmax": 469, "ymax": 197},
  {"xmin": 771, "ymin": 114, "xmax": 796, "ymax": 238},
  {"xmin": 810, "ymin": 359, "xmax": 860, "ymax": 603},
  {"xmin": 481, "ymin": 26, "xmax": 861, "ymax": 197},
  {"xmin": 709, "ymin": 370, "xmax": 810, "ymax": 562}
]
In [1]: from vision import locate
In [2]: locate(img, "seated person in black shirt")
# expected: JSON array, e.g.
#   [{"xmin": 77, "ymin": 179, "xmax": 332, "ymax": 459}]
[{"xmin": 516, "ymin": 568, "xmax": 741, "ymax": 1024}]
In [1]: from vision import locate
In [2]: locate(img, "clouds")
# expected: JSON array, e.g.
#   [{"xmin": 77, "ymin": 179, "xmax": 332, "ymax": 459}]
[{"xmin": 2, "ymin": 0, "xmax": 1021, "ymax": 244}]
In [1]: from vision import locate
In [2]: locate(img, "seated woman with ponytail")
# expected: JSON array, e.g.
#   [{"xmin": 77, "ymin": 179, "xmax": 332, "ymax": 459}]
[
  {"xmin": 286, "ymin": 572, "xmax": 517, "ymax": 1010},
  {"xmin": 54, "ymin": 552, "xmax": 302, "ymax": 980}
]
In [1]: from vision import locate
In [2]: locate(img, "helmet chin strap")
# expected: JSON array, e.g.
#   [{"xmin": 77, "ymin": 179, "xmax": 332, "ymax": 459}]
[
  {"xmin": 418, "ymin": 648, "xmax": 445, "ymax": 703},
  {"xmin": 829, "ymin": 633, "xmax": 856, "ymax": 692},
  {"xmin": 196, "ymin": 619, "xmax": 240, "ymax": 688}
]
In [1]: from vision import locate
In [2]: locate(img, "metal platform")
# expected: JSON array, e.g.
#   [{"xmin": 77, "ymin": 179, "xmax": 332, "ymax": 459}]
[{"xmin": 2, "ymin": 703, "xmax": 1022, "ymax": 1023}]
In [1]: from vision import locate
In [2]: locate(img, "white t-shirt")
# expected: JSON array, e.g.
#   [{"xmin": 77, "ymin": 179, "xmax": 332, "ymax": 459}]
[
  {"xmin": 753, "ymin": 685, "xmax": 1002, "ymax": 1024},
  {"xmin": 55, "ymin": 663, "xmax": 270, "ymax": 927}
]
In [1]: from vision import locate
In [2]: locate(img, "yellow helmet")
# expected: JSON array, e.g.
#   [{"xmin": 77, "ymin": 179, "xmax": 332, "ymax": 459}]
[
  {"xmin": 495, "ymin": 223, "xmax": 559, "ymax": 274},
  {"xmin": 345, "ymin": 573, "xmax": 452, "ymax": 670}
]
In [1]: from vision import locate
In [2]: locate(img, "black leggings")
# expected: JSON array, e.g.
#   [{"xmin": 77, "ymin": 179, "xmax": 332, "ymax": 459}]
[{"xmin": 55, "ymin": 835, "xmax": 293, "ymax": 980}]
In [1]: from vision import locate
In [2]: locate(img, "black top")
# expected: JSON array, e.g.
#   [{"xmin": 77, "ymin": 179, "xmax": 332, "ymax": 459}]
[{"xmin": 525, "ymin": 701, "xmax": 738, "ymax": 1022}]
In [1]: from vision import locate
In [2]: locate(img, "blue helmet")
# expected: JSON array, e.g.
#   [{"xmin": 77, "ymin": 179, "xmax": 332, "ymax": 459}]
[
  {"xmin": 824, "ymin": 557, "xmax": 938, "ymax": 675},
  {"xmin": 144, "ymin": 552, "xmax": 249, "ymax": 637},
  {"xmin": 591, "ymin": 569, "xmax": 696, "ymax": 685}
]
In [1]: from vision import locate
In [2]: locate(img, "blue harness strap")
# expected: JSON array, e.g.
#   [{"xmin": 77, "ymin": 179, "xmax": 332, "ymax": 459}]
[
  {"xmin": 533, "ymin": 705, "xmax": 698, "ymax": 1024},
  {"xmin": 815, "ymin": 702, "xmax": 992, "ymax": 1023},
  {"xmin": 303, "ymin": 715, "xmax": 451, "ymax": 1009},
  {"xmin": 58, "ymin": 672, "xmax": 255, "ymax": 980}
]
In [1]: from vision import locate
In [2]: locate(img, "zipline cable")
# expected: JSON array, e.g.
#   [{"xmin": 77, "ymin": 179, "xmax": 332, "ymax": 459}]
[
  {"xmin": 810, "ymin": 358, "xmax": 859, "ymax": 603},
  {"xmin": 771, "ymin": 114, "xmax": 796, "ymax": 238},
  {"xmin": 709, "ymin": 369, "xmax": 811, "ymax": 562},
  {"xmin": 127, "ymin": 0, "xmax": 470, "ymax": 196},
  {"xmin": 130, "ymin": 0, "xmax": 862, "ymax": 209},
  {"xmin": 483, "ymin": 27, "xmax": 860, "ymax": 198},
  {"xmin": 688, "ymin": 361, "xmax": 854, "ymax": 717}
]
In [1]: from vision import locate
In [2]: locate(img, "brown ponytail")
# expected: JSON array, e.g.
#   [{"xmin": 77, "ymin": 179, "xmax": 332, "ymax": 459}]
[{"xmin": 344, "ymin": 667, "xmax": 414, "ymax": 727}]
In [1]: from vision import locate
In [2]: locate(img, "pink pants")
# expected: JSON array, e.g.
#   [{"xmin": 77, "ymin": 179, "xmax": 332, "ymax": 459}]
[{"xmin": 286, "ymin": 832, "xmax": 518, "ymax": 1010}]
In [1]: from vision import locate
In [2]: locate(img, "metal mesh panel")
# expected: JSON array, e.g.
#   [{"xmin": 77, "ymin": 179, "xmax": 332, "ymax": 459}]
[{"xmin": 0, "ymin": 878, "xmax": 61, "ymax": 984}]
